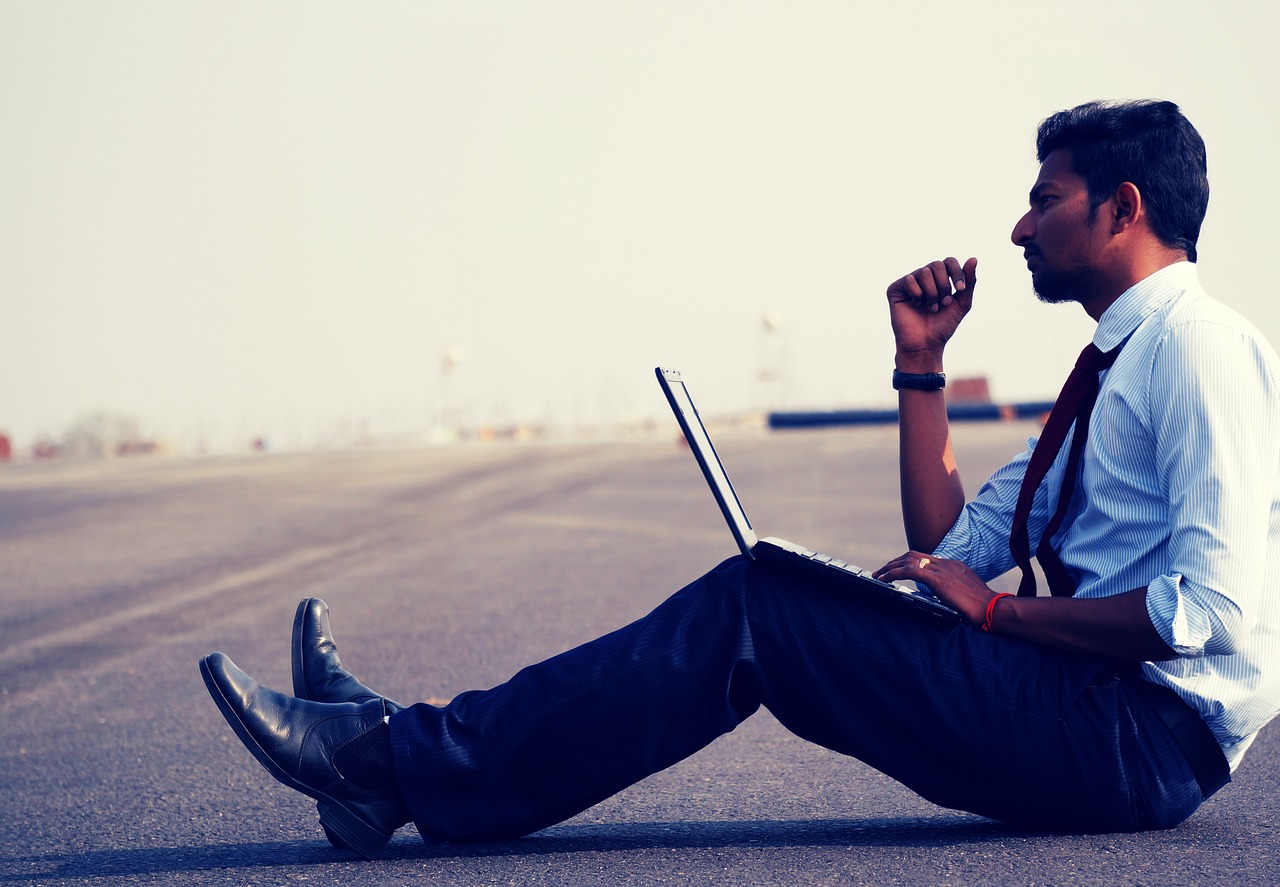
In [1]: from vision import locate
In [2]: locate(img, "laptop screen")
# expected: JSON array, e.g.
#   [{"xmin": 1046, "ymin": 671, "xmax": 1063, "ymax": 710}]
[{"xmin": 655, "ymin": 367, "xmax": 758, "ymax": 556}]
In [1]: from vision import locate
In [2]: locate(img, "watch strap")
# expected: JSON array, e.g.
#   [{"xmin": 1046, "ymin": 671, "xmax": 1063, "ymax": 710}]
[{"xmin": 892, "ymin": 370, "xmax": 947, "ymax": 391}]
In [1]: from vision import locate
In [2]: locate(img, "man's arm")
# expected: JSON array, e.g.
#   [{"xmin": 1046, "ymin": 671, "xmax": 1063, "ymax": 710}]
[
  {"xmin": 886, "ymin": 257, "xmax": 977, "ymax": 552},
  {"xmin": 897, "ymin": 375, "xmax": 964, "ymax": 553},
  {"xmin": 872, "ymin": 553, "xmax": 1177, "ymax": 661},
  {"xmin": 995, "ymin": 588, "xmax": 1177, "ymax": 660}
]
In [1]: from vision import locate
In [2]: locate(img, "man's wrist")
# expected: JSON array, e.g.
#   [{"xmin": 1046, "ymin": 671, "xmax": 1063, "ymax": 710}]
[{"xmin": 893, "ymin": 351, "xmax": 945, "ymax": 375}]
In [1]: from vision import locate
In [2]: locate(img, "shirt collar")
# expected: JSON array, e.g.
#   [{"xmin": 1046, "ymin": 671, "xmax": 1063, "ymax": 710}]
[{"xmin": 1094, "ymin": 261, "xmax": 1199, "ymax": 352}]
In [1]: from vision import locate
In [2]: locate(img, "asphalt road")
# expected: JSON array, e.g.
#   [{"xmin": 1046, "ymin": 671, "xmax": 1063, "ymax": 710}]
[{"xmin": 1, "ymin": 422, "xmax": 1277, "ymax": 885}]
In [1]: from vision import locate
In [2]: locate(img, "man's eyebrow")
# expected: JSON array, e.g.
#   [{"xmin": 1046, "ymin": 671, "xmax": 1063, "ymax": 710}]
[{"xmin": 1029, "ymin": 181, "xmax": 1059, "ymax": 202}]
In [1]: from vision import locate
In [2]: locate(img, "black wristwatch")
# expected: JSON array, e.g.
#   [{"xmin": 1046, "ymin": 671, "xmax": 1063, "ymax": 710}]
[{"xmin": 892, "ymin": 370, "xmax": 947, "ymax": 391}]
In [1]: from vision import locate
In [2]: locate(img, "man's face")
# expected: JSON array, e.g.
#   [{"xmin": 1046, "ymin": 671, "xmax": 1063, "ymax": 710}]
[{"xmin": 1010, "ymin": 149, "xmax": 1107, "ymax": 305}]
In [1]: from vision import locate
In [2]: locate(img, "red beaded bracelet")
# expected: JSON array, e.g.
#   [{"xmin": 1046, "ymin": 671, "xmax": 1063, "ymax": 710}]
[{"xmin": 982, "ymin": 592, "xmax": 1014, "ymax": 633}]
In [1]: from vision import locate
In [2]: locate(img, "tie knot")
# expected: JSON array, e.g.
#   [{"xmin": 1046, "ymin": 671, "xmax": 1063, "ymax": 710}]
[{"xmin": 1077, "ymin": 342, "xmax": 1120, "ymax": 372}]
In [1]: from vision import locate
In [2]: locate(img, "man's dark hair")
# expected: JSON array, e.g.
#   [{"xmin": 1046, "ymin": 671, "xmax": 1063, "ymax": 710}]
[{"xmin": 1037, "ymin": 100, "xmax": 1209, "ymax": 262}]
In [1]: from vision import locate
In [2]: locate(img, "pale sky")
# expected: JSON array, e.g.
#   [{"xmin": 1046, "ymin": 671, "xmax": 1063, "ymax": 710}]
[{"xmin": 2, "ymin": 1, "xmax": 1277, "ymax": 453}]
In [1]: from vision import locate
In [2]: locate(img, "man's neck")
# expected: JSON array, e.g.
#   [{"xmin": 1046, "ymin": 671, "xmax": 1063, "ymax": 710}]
[{"xmin": 1081, "ymin": 251, "xmax": 1189, "ymax": 321}]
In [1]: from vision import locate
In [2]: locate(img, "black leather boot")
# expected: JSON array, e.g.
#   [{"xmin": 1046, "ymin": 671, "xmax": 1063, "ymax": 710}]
[
  {"xmin": 290, "ymin": 598, "xmax": 406, "ymax": 850},
  {"xmin": 292, "ymin": 598, "xmax": 404, "ymax": 712},
  {"xmin": 200, "ymin": 652, "xmax": 410, "ymax": 859}
]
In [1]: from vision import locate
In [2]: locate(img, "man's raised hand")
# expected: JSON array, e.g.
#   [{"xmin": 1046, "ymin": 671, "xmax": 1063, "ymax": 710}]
[{"xmin": 886, "ymin": 257, "xmax": 977, "ymax": 370}]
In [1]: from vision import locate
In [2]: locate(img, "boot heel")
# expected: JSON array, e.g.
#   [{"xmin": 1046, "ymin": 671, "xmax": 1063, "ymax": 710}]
[
  {"xmin": 316, "ymin": 801, "xmax": 347, "ymax": 850},
  {"xmin": 318, "ymin": 801, "xmax": 393, "ymax": 859}
]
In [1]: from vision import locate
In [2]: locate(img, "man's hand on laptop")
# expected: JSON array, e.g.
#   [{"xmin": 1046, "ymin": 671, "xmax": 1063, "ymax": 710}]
[{"xmin": 873, "ymin": 551, "xmax": 991, "ymax": 627}]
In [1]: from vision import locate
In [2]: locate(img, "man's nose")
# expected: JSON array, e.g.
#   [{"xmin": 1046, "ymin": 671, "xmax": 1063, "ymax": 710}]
[{"xmin": 1011, "ymin": 210, "xmax": 1034, "ymax": 246}]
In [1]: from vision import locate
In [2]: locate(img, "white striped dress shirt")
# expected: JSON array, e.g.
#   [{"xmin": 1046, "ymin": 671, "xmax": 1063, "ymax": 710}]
[{"xmin": 934, "ymin": 262, "xmax": 1280, "ymax": 770}]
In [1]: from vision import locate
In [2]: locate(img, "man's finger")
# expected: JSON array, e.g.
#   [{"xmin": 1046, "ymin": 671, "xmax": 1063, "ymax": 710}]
[
  {"xmin": 926, "ymin": 262, "xmax": 952, "ymax": 297},
  {"xmin": 944, "ymin": 256, "xmax": 965, "ymax": 292},
  {"xmin": 931, "ymin": 261, "xmax": 957, "ymax": 312},
  {"xmin": 914, "ymin": 266, "xmax": 939, "ymax": 300}
]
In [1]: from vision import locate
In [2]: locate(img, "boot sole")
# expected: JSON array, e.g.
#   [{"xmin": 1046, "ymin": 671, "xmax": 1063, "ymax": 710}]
[{"xmin": 200, "ymin": 654, "xmax": 393, "ymax": 859}]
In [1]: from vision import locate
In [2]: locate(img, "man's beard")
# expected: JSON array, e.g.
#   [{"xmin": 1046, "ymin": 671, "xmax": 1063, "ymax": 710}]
[
  {"xmin": 1031, "ymin": 263, "xmax": 1098, "ymax": 306},
  {"xmin": 1034, "ymin": 281, "xmax": 1076, "ymax": 305}
]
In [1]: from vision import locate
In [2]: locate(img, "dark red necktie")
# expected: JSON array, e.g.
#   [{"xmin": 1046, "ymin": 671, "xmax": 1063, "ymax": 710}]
[{"xmin": 1009, "ymin": 342, "xmax": 1122, "ymax": 597}]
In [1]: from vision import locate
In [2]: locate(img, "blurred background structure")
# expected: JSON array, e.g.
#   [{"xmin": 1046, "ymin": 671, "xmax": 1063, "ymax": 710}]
[{"xmin": 2, "ymin": 2, "xmax": 1277, "ymax": 459}]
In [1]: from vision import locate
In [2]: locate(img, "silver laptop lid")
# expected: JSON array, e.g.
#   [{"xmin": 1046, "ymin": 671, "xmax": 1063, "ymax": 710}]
[{"xmin": 655, "ymin": 367, "xmax": 758, "ymax": 556}]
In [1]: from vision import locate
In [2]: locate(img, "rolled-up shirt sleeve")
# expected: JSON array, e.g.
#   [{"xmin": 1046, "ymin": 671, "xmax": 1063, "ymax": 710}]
[
  {"xmin": 932, "ymin": 444, "xmax": 1038, "ymax": 582},
  {"xmin": 1144, "ymin": 320, "xmax": 1280, "ymax": 657}
]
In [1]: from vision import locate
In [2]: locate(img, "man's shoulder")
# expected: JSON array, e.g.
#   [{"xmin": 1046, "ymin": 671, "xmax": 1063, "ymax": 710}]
[
  {"xmin": 1130, "ymin": 288, "xmax": 1280, "ymax": 409},
  {"xmin": 1146, "ymin": 284, "xmax": 1275, "ymax": 359},
  {"xmin": 1105, "ymin": 281, "xmax": 1280, "ymax": 416},
  {"xmin": 1163, "ymin": 284, "xmax": 1246, "ymax": 325}
]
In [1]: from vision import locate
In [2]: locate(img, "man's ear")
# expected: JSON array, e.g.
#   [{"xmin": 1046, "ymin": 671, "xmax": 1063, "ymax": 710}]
[{"xmin": 1109, "ymin": 182, "xmax": 1143, "ymax": 234}]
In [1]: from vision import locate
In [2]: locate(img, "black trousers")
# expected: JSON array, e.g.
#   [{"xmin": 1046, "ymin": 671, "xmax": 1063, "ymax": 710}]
[{"xmin": 388, "ymin": 556, "xmax": 1211, "ymax": 843}]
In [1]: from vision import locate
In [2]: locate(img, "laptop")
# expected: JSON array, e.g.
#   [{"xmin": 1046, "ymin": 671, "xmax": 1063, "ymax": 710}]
[{"xmin": 656, "ymin": 367, "xmax": 960, "ymax": 625}]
